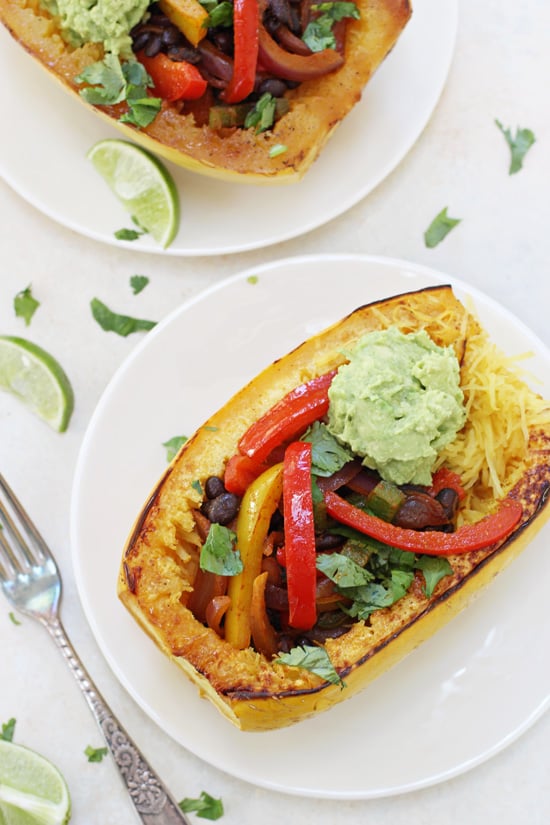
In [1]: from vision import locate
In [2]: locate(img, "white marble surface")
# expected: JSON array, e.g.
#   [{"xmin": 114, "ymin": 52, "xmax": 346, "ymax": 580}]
[{"xmin": 1, "ymin": 0, "xmax": 549, "ymax": 823}]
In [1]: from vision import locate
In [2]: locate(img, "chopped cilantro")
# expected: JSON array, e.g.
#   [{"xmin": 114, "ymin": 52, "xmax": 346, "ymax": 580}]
[
  {"xmin": 76, "ymin": 55, "xmax": 161, "ymax": 128},
  {"xmin": 130, "ymin": 275, "xmax": 149, "ymax": 294},
  {"xmin": 247, "ymin": 275, "xmax": 259, "ymax": 284},
  {"xmin": 8, "ymin": 611, "xmax": 21, "ymax": 626},
  {"xmin": 200, "ymin": 523, "xmax": 242, "ymax": 576},
  {"xmin": 90, "ymin": 298, "xmax": 157, "ymax": 336},
  {"xmin": 84, "ymin": 745, "xmax": 108, "ymax": 763},
  {"xmin": 244, "ymin": 93, "xmax": 277, "ymax": 133},
  {"xmin": 424, "ymin": 207, "xmax": 461, "ymax": 248},
  {"xmin": 191, "ymin": 479, "xmax": 203, "ymax": 496},
  {"xmin": 1, "ymin": 718, "xmax": 16, "ymax": 742},
  {"xmin": 14, "ymin": 285, "xmax": 40, "ymax": 326},
  {"xmin": 416, "ymin": 555, "xmax": 453, "ymax": 597},
  {"xmin": 115, "ymin": 228, "xmax": 144, "ymax": 242},
  {"xmin": 163, "ymin": 435, "xmax": 188, "ymax": 462},
  {"xmin": 275, "ymin": 644, "xmax": 345, "ymax": 687},
  {"xmin": 203, "ymin": 0, "xmax": 233, "ymax": 27},
  {"xmin": 269, "ymin": 143, "xmax": 288, "ymax": 158},
  {"xmin": 301, "ymin": 421, "xmax": 353, "ymax": 477},
  {"xmin": 303, "ymin": 2, "xmax": 360, "ymax": 52},
  {"xmin": 495, "ymin": 120, "xmax": 536, "ymax": 174},
  {"xmin": 179, "ymin": 791, "xmax": 224, "ymax": 820}
]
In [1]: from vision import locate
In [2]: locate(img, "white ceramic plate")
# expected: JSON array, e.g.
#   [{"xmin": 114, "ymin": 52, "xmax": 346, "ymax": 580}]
[
  {"xmin": 71, "ymin": 254, "xmax": 550, "ymax": 799},
  {"xmin": 0, "ymin": 0, "xmax": 457, "ymax": 256}
]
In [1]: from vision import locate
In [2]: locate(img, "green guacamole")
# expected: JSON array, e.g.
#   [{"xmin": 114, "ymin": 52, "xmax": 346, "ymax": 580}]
[
  {"xmin": 42, "ymin": 0, "xmax": 149, "ymax": 56},
  {"xmin": 327, "ymin": 327, "xmax": 466, "ymax": 486}
]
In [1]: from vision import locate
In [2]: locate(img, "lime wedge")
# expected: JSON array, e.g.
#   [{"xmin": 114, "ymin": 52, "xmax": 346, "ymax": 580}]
[
  {"xmin": 0, "ymin": 336, "xmax": 74, "ymax": 432},
  {"xmin": 0, "ymin": 740, "xmax": 71, "ymax": 825},
  {"xmin": 87, "ymin": 139, "xmax": 180, "ymax": 248}
]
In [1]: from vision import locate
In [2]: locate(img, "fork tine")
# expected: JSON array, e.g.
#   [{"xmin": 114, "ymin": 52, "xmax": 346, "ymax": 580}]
[
  {"xmin": 0, "ymin": 474, "xmax": 51, "ymax": 566},
  {"xmin": 0, "ymin": 528, "xmax": 19, "ymax": 578}
]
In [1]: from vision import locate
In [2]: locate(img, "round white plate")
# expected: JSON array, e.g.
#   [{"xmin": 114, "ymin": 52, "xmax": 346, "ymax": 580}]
[
  {"xmin": 0, "ymin": 0, "xmax": 457, "ymax": 256},
  {"xmin": 71, "ymin": 254, "xmax": 550, "ymax": 799}
]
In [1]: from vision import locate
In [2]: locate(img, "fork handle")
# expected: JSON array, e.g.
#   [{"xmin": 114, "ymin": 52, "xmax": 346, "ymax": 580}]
[{"xmin": 43, "ymin": 616, "xmax": 191, "ymax": 824}]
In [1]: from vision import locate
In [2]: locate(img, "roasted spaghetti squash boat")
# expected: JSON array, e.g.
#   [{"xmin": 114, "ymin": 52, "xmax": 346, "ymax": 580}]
[
  {"xmin": 0, "ymin": 0, "xmax": 411, "ymax": 182},
  {"xmin": 119, "ymin": 285, "xmax": 550, "ymax": 731}
]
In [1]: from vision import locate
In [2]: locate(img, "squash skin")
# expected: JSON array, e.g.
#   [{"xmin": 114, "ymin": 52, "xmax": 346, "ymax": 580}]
[
  {"xmin": 118, "ymin": 285, "xmax": 550, "ymax": 731},
  {"xmin": 0, "ymin": 0, "xmax": 412, "ymax": 182}
]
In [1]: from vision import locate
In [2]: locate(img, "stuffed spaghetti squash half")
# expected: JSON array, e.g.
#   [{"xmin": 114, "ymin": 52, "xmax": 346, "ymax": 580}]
[
  {"xmin": 119, "ymin": 285, "xmax": 550, "ymax": 731},
  {"xmin": 0, "ymin": 0, "xmax": 411, "ymax": 182}
]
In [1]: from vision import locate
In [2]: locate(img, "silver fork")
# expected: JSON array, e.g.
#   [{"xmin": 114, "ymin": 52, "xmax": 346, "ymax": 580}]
[{"xmin": 0, "ymin": 473, "xmax": 192, "ymax": 825}]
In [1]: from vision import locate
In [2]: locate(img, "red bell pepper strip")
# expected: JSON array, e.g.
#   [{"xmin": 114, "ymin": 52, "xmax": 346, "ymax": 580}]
[
  {"xmin": 224, "ymin": 453, "xmax": 264, "ymax": 496},
  {"xmin": 324, "ymin": 490, "xmax": 523, "ymax": 556},
  {"xmin": 428, "ymin": 467, "xmax": 466, "ymax": 501},
  {"xmin": 137, "ymin": 52, "xmax": 207, "ymax": 101},
  {"xmin": 238, "ymin": 370, "xmax": 337, "ymax": 464},
  {"xmin": 283, "ymin": 441, "xmax": 317, "ymax": 629},
  {"xmin": 258, "ymin": 23, "xmax": 344, "ymax": 82},
  {"xmin": 221, "ymin": 0, "xmax": 259, "ymax": 103}
]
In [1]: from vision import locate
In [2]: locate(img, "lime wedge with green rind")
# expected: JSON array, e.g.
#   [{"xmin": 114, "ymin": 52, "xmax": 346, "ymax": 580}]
[
  {"xmin": 0, "ymin": 336, "xmax": 74, "ymax": 432},
  {"xmin": 0, "ymin": 740, "xmax": 71, "ymax": 825},
  {"xmin": 87, "ymin": 138, "xmax": 180, "ymax": 248}
]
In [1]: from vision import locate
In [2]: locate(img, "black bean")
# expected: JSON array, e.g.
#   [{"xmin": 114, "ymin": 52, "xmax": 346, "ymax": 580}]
[
  {"xmin": 258, "ymin": 78, "xmax": 288, "ymax": 97},
  {"xmin": 162, "ymin": 26, "xmax": 182, "ymax": 47},
  {"xmin": 132, "ymin": 31, "xmax": 151, "ymax": 52},
  {"xmin": 204, "ymin": 476, "xmax": 226, "ymax": 499},
  {"xmin": 201, "ymin": 492, "xmax": 240, "ymax": 525},
  {"xmin": 315, "ymin": 532, "xmax": 344, "ymax": 551},
  {"xmin": 168, "ymin": 46, "xmax": 201, "ymax": 64},
  {"xmin": 144, "ymin": 34, "xmax": 163, "ymax": 57},
  {"xmin": 435, "ymin": 488, "xmax": 460, "ymax": 520},
  {"xmin": 394, "ymin": 492, "xmax": 449, "ymax": 530}
]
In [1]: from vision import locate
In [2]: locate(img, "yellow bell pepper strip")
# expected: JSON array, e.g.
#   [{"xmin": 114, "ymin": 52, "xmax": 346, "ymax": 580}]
[
  {"xmin": 324, "ymin": 490, "xmax": 523, "ymax": 556},
  {"xmin": 238, "ymin": 370, "xmax": 337, "ymax": 464},
  {"xmin": 158, "ymin": 0, "xmax": 209, "ymax": 47},
  {"xmin": 221, "ymin": 0, "xmax": 260, "ymax": 104},
  {"xmin": 224, "ymin": 462, "xmax": 284, "ymax": 649},
  {"xmin": 283, "ymin": 441, "xmax": 317, "ymax": 630}
]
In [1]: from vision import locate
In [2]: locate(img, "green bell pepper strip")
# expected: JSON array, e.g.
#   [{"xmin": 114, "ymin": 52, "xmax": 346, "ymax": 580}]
[{"xmin": 324, "ymin": 490, "xmax": 523, "ymax": 556}]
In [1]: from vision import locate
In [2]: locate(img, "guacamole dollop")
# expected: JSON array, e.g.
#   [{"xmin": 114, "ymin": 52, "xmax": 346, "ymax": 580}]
[
  {"xmin": 326, "ymin": 327, "xmax": 466, "ymax": 486},
  {"xmin": 43, "ymin": 0, "xmax": 148, "ymax": 56}
]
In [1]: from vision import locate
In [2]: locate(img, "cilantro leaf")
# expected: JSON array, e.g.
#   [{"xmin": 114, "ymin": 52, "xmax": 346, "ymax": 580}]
[
  {"xmin": 301, "ymin": 421, "xmax": 353, "ymax": 477},
  {"xmin": 204, "ymin": 0, "xmax": 233, "ymax": 27},
  {"xmin": 200, "ymin": 523, "xmax": 243, "ymax": 576},
  {"xmin": 275, "ymin": 644, "xmax": 345, "ymax": 687},
  {"xmin": 163, "ymin": 435, "xmax": 188, "ymax": 462},
  {"xmin": 316, "ymin": 552, "xmax": 373, "ymax": 589},
  {"xmin": 303, "ymin": 2, "xmax": 360, "ymax": 52},
  {"xmin": 495, "ymin": 120, "xmax": 536, "ymax": 174},
  {"xmin": 244, "ymin": 93, "xmax": 277, "ymax": 133},
  {"xmin": 416, "ymin": 555, "xmax": 453, "ymax": 597},
  {"xmin": 14, "ymin": 285, "xmax": 40, "ymax": 326},
  {"xmin": 84, "ymin": 745, "xmax": 108, "ymax": 763},
  {"xmin": 130, "ymin": 275, "xmax": 150, "ymax": 294},
  {"xmin": 1, "ymin": 718, "xmax": 16, "ymax": 742},
  {"xmin": 424, "ymin": 207, "xmax": 461, "ymax": 248},
  {"xmin": 179, "ymin": 791, "xmax": 224, "ymax": 820},
  {"xmin": 76, "ymin": 55, "xmax": 161, "ymax": 129},
  {"xmin": 114, "ymin": 227, "xmax": 144, "ymax": 242},
  {"xmin": 90, "ymin": 298, "xmax": 157, "ymax": 336},
  {"xmin": 76, "ymin": 53, "xmax": 127, "ymax": 105}
]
